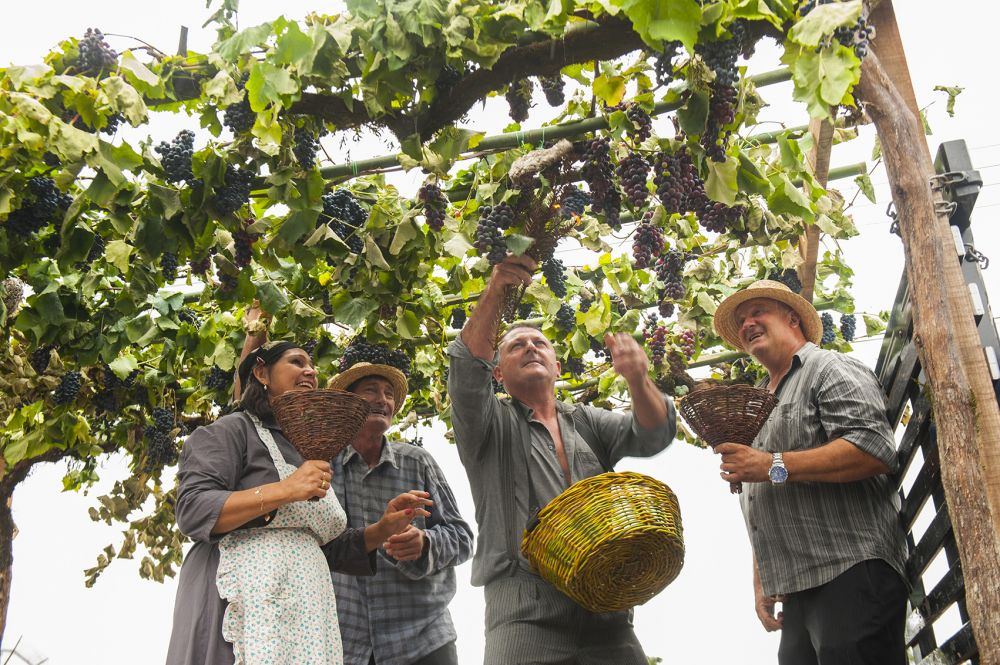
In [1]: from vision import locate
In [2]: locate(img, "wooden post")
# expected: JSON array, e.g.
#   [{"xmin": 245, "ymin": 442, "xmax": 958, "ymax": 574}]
[
  {"xmin": 798, "ymin": 118, "xmax": 835, "ymax": 302},
  {"xmin": 857, "ymin": 48, "xmax": 1000, "ymax": 665}
]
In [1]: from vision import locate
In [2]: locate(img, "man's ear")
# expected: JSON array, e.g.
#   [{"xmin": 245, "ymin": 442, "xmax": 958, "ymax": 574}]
[
  {"xmin": 787, "ymin": 309, "xmax": 801, "ymax": 329},
  {"xmin": 493, "ymin": 365, "xmax": 504, "ymax": 384}
]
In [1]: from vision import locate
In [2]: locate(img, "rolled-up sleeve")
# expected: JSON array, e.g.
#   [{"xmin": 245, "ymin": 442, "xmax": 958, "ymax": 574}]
[
  {"xmin": 175, "ymin": 424, "xmax": 244, "ymax": 543},
  {"xmin": 816, "ymin": 356, "xmax": 898, "ymax": 472},
  {"xmin": 447, "ymin": 336, "xmax": 500, "ymax": 461},
  {"xmin": 394, "ymin": 457, "xmax": 474, "ymax": 580},
  {"xmin": 322, "ymin": 527, "xmax": 377, "ymax": 576},
  {"xmin": 582, "ymin": 397, "xmax": 676, "ymax": 465}
]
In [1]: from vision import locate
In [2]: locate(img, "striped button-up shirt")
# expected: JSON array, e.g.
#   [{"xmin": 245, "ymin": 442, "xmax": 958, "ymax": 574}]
[
  {"xmin": 331, "ymin": 439, "xmax": 474, "ymax": 665},
  {"xmin": 742, "ymin": 342, "xmax": 907, "ymax": 596}
]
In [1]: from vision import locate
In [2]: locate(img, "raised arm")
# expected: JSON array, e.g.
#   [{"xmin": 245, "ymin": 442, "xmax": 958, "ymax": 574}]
[
  {"xmin": 460, "ymin": 254, "xmax": 536, "ymax": 360},
  {"xmin": 233, "ymin": 303, "xmax": 270, "ymax": 401},
  {"xmin": 605, "ymin": 332, "xmax": 670, "ymax": 430}
]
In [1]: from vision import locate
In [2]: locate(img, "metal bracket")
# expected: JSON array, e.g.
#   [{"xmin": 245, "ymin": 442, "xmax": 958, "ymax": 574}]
[
  {"xmin": 886, "ymin": 201, "xmax": 900, "ymax": 236},
  {"xmin": 934, "ymin": 200, "xmax": 957, "ymax": 217},
  {"xmin": 964, "ymin": 244, "xmax": 989, "ymax": 270},
  {"xmin": 928, "ymin": 171, "xmax": 969, "ymax": 192}
]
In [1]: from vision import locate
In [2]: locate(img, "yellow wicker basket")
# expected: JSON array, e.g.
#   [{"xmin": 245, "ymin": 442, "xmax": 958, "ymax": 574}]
[{"xmin": 521, "ymin": 471, "xmax": 684, "ymax": 613}]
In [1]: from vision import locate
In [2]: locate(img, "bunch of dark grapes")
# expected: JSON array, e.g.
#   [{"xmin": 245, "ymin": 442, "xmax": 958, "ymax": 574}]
[
  {"xmin": 233, "ymin": 225, "xmax": 258, "ymax": 268},
  {"xmin": 160, "ymin": 252, "xmax": 179, "ymax": 282},
  {"xmin": 565, "ymin": 356, "xmax": 585, "ymax": 376},
  {"xmin": 768, "ymin": 268, "xmax": 802, "ymax": 294},
  {"xmin": 205, "ymin": 366, "xmax": 231, "ymax": 392},
  {"xmin": 505, "ymin": 78, "xmax": 533, "ymax": 122},
  {"xmin": 418, "ymin": 182, "xmax": 449, "ymax": 232},
  {"xmin": 835, "ymin": 14, "xmax": 875, "ymax": 59},
  {"xmin": 625, "ymin": 104, "xmax": 653, "ymax": 143},
  {"xmin": 339, "ymin": 338, "xmax": 411, "ymax": 377},
  {"xmin": 656, "ymin": 248, "xmax": 688, "ymax": 301},
  {"xmin": 555, "ymin": 303, "xmax": 576, "ymax": 332},
  {"xmin": 76, "ymin": 29, "xmax": 118, "ymax": 76},
  {"xmin": 699, "ymin": 200, "xmax": 745, "ymax": 234},
  {"xmin": 617, "ymin": 153, "xmax": 651, "ymax": 209},
  {"xmin": 474, "ymin": 204, "xmax": 512, "ymax": 265},
  {"xmin": 541, "ymin": 257, "xmax": 567, "ymax": 298},
  {"xmin": 840, "ymin": 314, "xmax": 857, "ymax": 342},
  {"xmin": 177, "ymin": 308, "xmax": 202, "ymax": 328},
  {"xmin": 517, "ymin": 303, "xmax": 534, "ymax": 320},
  {"xmin": 54, "ymin": 370, "xmax": 82, "ymax": 405},
  {"xmin": 658, "ymin": 299, "xmax": 675, "ymax": 318},
  {"xmin": 648, "ymin": 325, "xmax": 668, "ymax": 367},
  {"xmin": 539, "ymin": 75, "xmax": 565, "ymax": 107},
  {"xmin": 214, "ymin": 166, "xmax": 254, "ymax": 216},
  {"xmin": 77, "ymin": 233, "xmax": 105, "ymax": 272},
  {"xmin": 697, "ymin": 36, "xmax": 741, "ymax": 88},
  {"xmin": 190, "ymin": 254, "xmax": 213, "ymax": 275},
  {"xmin": 654, "ymin": 41, "xmax": 682, "ymax": 87},
  {"xmin": 156, "ymin": 130, "xmax": 196, "ymax": 184},
  {"xmin": 653, "ymin": 149, "xmax": 704, "ymax": 216},
  {"xmin": 321, "ymin": 189, "xmax": 367, "ymax": 254},
  {"xmin": 5, "ymin": 176, "xmax": 72, "ymax": 236},
  {"xmin": 702, "ymin": 83, "xmax": 737, "ymax": 162},
  {"xmin": 224, "ymin": 74, "xmax": 254, "ymax": 134},
  {"xmin": 821, "ymin": 312, "xmax": 836, "ymax": 345},
  {"xmin": 218, "ymin": 271, "xmax": 239, "ymax": 293},
  {"xmin": 450, "ymin": 307, "xmax": 467, "ymax": 329},
  {"xmin": 676, "ymin": 329, "xmax": 696, "ymax": 359},
  {"xmin": 580, "ymin": 137, "xmax": 614, "ymax": 209},
  {"xmin": 578, "ymin": 294, "xmax": 593, "ymax": 314},
  {"xmin": 610, "ymin": 294, "xmax": 628, "ymax": 317},
  {"xmin": 293, "ymin": 127, "xmax": 320, "ymax": 169},
  {"xmin": 30, "ymin": 345, "xmax": 55, "ymax": 375},
  {"xmin": 632, "ymin": 217, "xmax": 664, "ymax": 269},
  {"xmin": 603, "ymin": 188, "xmax": 623, "ymax": 231},
  {"xmin": 558, "ymin": 186, "xmax": 590, "ymax": 219},
  {"xmin": 436, "ymin": 65, "xmax": 463, "ymax": 96},
  {"xmin": 152, "ymin": 406, "xmax": 175, "ymax": 432},
  {"xmin": 144, "ymin": 421, "xmax": 178, "ymax": 471},
  {"xmin": 94, "ymin": 113, "xmax": 123, "ymax": 136}
]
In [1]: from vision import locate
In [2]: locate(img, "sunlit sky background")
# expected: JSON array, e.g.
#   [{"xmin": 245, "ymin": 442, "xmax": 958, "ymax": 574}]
[{"xmin": 3, "ymin": 2, "xmax": 999, "ymax": 664}]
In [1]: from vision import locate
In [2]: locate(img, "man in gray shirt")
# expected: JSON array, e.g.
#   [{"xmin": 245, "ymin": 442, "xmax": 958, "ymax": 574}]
[
  {"xmin": 712, "ymin": 279, "xmax": 908, "ymax": 665},
  {"xmin": 447, "ymin": 254, "xmax": 675, "ymax": 665}
]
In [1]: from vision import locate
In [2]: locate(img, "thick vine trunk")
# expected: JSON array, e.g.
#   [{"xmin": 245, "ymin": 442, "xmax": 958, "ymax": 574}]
[
  {"xmin": 0, "ymin": 492, "xmax": 14, "ymax": 654},
  {"xmin": 857, "ymin": 51, "xmax": 1000, "ymax": 664},
  {"xmin": 798, "ymin": 118, "xmax": 835, "ymax": 302}
]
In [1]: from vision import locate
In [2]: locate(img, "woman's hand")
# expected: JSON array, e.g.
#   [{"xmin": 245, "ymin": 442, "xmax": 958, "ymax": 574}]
[{"xmin": 280, "ymin": 460, "xmax": 332, "ymax": 502}]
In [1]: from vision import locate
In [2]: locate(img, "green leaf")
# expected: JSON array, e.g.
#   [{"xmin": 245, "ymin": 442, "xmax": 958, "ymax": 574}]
[
  {"xmin": 767, "ymin": 173, "xmax": 814, "ymax": 220},
  {"xmin": 274, "ymin": 22, "xmax": 315, "ymax": 71},
  {"xmin": 50, "ymin": 120, "xmax": 99, "ymax": 161},
  {"xmin": 788, "ymin": 0, "xmax": 862, "ymax": 47},
  {"xmin": 364, "ymin": 237, "xmax": 391, "ymax": 270},
  {"xmin": 853, "ymin": 173, "xmax": 875, "ymax": 203},
  {"xmin": 278, "ymin": 210, "xmax": 317, "ymax": 245},
  {"xmin": 443, "ymin": 233, "xmax": 473, "ymax": 258},
  {"xmin": 505, "ymin": 234, "xmax": 535, "ymax": 256},
  {"xmin": 621, "ymin": 0, "xmax": 702, "ymax": 51},
  {"xmin": 105, "ymin": 240, "xmax": 134, "ymax": 274},
  {"xmin": 331, "ymin": 293, "xmax": 378, "ymax": 327},
  {"xmin": 108, "ymin": 354, "xmax": 139, "ymax": 380},
  {"xmin": 676, "ymin": 89, "xmax": 709, "ymax": 136},
  {"xmin": 933, "ymin": 85, "xmax": 964, "ymax": 118},
  {"xmin": 862, "ymin": 313, "xmax": 886, "ymax": 337},
  {"xmin": 101, "ymin": 76, "xmax": 147, "ymax": 126},
  {"xmin": 737, "ymin": 152, "xmax": 771, "ymax": 195},
  {"xmin": 593, "ymin": 73, "xmax": 627, "ymax": 107},
  {"xmin": 389, "ymin": 219, "xmax": 420, "ymax": 255},
  {"xmin": 780, "ymin": 43, "xmax": 859, "ymax": 119},
  {"xmin": 217, "ymin": 22, "xmax": 274, "ymax": 61},
  {"xmin": 396, "ymin": 309, "xmax": 422, "ymax": 339},
  {"xmin": 705, "ymin": 156, "xmax": 739, "ymax": 205},
  {"xmin": 696, "ymin": 291, "xmax": 718, "ymax": 315},
  {"xmin": 118, "ymin": 51, "xmax": 161, "ymax": 92},
  {"xmin": 254, "ymin": 281, "xmax": 291, "ymax": 314},
  {"xmin": 247, "ymin": 62, "xmax": 300, "ymax": 112}
]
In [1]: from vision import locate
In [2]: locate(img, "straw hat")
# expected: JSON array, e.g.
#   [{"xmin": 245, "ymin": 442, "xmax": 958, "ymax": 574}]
[
  {"xmin": 713, "ymin": 279, "xmax": 822, "ymax": 351},
  {"xmin": 327, "ymin": 362, "xmax": 408, "ymax": 412}
]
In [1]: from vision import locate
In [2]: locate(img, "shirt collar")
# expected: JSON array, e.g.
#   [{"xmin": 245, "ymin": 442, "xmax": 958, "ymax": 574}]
[
  {"xmin": 510, "ymin": 397, "xmax": 576, "ymax": 421},
  {"xmin": 766, "ymin": 342, "xmax": 817, "ymax": 394},
  {"xmin": 340, "ymin": 436, "xmax": 397, "ymax": 469}
]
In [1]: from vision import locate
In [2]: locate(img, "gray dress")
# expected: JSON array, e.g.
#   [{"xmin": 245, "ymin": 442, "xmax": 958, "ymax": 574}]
[{"xmin": 165, "ymin": 411, "xmax": 375, "ymax": 665}]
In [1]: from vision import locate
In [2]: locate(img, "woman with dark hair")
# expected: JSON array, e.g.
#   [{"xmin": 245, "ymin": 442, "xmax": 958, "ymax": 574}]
[{"xmin": 165, "ymin": 340, "xmax": 432, "ymax": 665}]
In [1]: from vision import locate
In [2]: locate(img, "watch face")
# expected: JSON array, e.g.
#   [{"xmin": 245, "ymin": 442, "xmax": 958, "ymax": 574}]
[{"xmin": 769, "ymin": 465, "xmax": 789, "ymax": 483}]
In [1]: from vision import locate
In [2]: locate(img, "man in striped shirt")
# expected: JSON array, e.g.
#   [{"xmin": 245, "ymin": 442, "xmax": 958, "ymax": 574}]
[{"xmin": 712, "ymin": 279, "xmax": 908, "ymax": 665}]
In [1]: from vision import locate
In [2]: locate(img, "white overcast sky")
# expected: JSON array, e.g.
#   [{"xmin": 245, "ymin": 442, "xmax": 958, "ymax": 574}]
[{"xmin": 3, "ymin": 2, "xmax": 999, "ymax": 664}]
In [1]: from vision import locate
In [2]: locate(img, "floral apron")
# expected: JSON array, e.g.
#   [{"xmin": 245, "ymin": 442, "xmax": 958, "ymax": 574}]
[{"xmin": 216, "ymin": 414, "xmax": 348, "ymax": 665}]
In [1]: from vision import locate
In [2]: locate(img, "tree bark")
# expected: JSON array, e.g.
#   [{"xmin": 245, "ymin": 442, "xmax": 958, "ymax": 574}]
[
  {"xmin": 857, "ymin": 51, "xmax": 1000, "ymax": 664},
  {"xmin": 798, "ymin": 118, "xmax": 835, "ymax": 302},
  {"xmin": 0, "ymin": 492, "xmax": 14, "ymax": 654}
]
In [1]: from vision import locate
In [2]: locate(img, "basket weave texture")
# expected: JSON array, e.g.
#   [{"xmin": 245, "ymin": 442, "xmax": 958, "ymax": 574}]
[
  {"xmin": 271, "ymin": 389, "xmax": 371, "ymax": 460},
  {"xmin": 678, "ymin": 384, "xmax": 778, "ymax": 447},
  {"xmin": 521, "ymin": 471, "xmax": 684, "ymax": 614}
]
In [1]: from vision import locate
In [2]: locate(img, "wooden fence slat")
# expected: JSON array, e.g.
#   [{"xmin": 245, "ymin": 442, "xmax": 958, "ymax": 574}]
[{"xmin": 906, "ymin": 505, "xmax": 954, "ymax": 582}]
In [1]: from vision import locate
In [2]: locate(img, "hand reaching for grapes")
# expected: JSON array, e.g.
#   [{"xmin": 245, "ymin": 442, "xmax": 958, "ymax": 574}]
[
  {"xmin": 489, "ymin": 254, "xmax": 537, "ymax": 291},
  {"xmin": 605, "ymin": 332, "xmax": 649, "ymax": 385}
]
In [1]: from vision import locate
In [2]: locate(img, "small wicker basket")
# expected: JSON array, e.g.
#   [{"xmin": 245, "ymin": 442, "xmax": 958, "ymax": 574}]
[
  {"xmin": 677, "ymin": 384, "xmax": 779, "ymax": 493},
  {"xmin": 271, "ymin": 389, "xmax": 371, "ymax": 461},
  {"xmin": 521, "ymin": 472, "xmax": 684, "ymax": 614}
]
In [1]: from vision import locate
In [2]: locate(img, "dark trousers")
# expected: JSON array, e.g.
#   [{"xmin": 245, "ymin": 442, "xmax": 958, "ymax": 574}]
[
  {"xmin": 483, "ymin": 573, "xmax": 647, "ymax": 665},
  {"xmin": 368, "ymin": 641, "xmax": 457, "ymax": 665},
  {"xmin": 778, "ymin": 559, "xmax": 908, "ymax": 665}
]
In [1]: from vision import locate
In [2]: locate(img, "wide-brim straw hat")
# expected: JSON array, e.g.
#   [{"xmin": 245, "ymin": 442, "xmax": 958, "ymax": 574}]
[
  {"xmin": 714, "ymin": 279, "xmax": 822, "ymax": 351},
  {"xmin": 327, "ymin": 362, "xmax": 408, "ymax": 412}
]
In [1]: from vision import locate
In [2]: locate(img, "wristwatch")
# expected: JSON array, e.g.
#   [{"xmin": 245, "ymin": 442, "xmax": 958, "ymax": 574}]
[{"xmin": 768, "ymin": 452, "xmax": 788, "ymax": 485}]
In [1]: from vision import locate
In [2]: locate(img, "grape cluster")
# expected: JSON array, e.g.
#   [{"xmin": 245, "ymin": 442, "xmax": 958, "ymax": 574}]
[
  {"xmin": 517, "ymin": 303, "xmax": 534, "ymax": 320},
  {"xmin": 625, "ymin": 104, "xmax": 653, "ymax": 143},
  {"xmin": 617, "ymin": 153, "xmax": 651, "ymax": 209},
  {"xmin": 610, "ymin": 294, "xmax": 628, "ymax": 317},
  {"xmin": 505, "ymin": 78, "xmax": 533, "ymax": 122},
  {"xmin": 578, "ymin": 293, "xmax": 593, "ymax": 314},
  {"xmin": 218, "ymin": 271, "xmax": 238, "ymax": 293},
  {"xmin": 565, "ymin": 356, "xmax": 585, "ymax": 376},
  {"xmin": 700, "ymin": 200, "xmax": 745, "ymax": 234},
  {"xmin": 653, "ymin": 149, "xmax": 704, "ymax": 216},
  {"xmin": 840, "ymin": 314, "xmax": 857, "ymax": 342},
  {"xmin": 702, "ymin": 83, "xmax": 737, "ymax": 162},
  {"xmin": 77, "ymin": 233, "xmax": 105, "ymax": 272},
  {"xmin": 177, "ymin": 308, "xmax": 202, "ymax": 328},
  {"xmin": 206, "ymin": 366, "xmax": 231, "ymax": 392},
  {"xmin": 539, "ymin": 75, "xmax": 565, "ymax": 107},
  {"xmin": 418, "ymin": 182, "xmax": 448, "ymax": 232},
  {"xmin": 339, "ymin": 338, "xmax": 411, "ymax": 377},
  {"xmin": 152, "ymin": 406, "xmax": 175, "ymax": 432},
  {"xmin": 293, "ymin": 127, "xmax": 320, "ymax": 169},
  {"xmin": 602, "ymin": 188, "xmax": 622, "ymax": 230},
  {"xmin": 233, "ymin": 225, "xmax": 257, "ymax": 268},
  {"xmin": 224, "ymin": 74, "xmax": 254, "ymax": 135},
  {"xmin": 656, "ymin": 249, "xmax": 687, "ymax": 301},
  {"xmin": 801, "ymin": 1, "xmax": 875, "ymax": 59},
  {"xmin": 190, "ymin": 254, "xmax": 213, "ymax": 275},
  {"xmin": 474, "ymin": 204, "xmax": 512, "ymax": 265},
  {"xmin": 542, "ymin": 257, "xmax": 567, "ymax": 298},
  {"xmin": 697, "ymin": 35, "xmax": 741, "ymax": 88},
  {"xmin": 768, "ymin": 268, "xmax": 802, "ymax": 294},
  {"xmin": 144, "ymin": 409, "xmax": 179, "ymax": 471},
  {"xmin": 76, "ymin": 29, "xmax": 118, "ymax": 76},
  {"xmin": 648, "ymin": 325, "xmax": 667, "ymax": 366},
  {"xmin": 677, "ymin": 329, "xmax": 696, "ymax": 359},
  {"xmin": 658, "ymin": 299, "xmax": 675, "ymax": 319},
  {"xmin": 555, "ymin": 303, "xmax": 576, "ymax": 331},
  {"xmin": 632, "ymin": 218, "xmax": 664, "ymax": 269},
  {"xmin": 214, "ymin": 166, "xmax": 254, "ymax": 216},
  {"xmin": 558, "ymin": 186, "xmax": 590, "ymax": 219},
  {"xmin": 820, "ymin": 312, "xmax": 836, "ymax": 345},
  {"xmin": 654, "ymin": 41, "xmax": 682, "ymax": 87},
  {"xmin": 580, "ymin": 137, "xmax": 614, "ymax": 209},
  {"xmin": 2, "ymin": 277, "xmax": 24, "ymax": 315},
  {"xmin": 6, "ymin": 176, "xmax": 72, "ymax": 237},
  {"xmin": 160, "ymin": 252, "xmax": 179, "ymax": 282},
  {"xmin": 30, "ymin": 345, "xmax": 55, "ymax": 375},
  {"xmin": 450, "ymin": 307, "xmax": 467, "ymax": 329},
  {"xmin": 436, "ymin": 65, "xmax": 463, "ymax": 95},
  {"xmin": 54, "ymin": 370, "xmax": 82, "ymax": 405},
  {"xmin": 156, "ymin": 130, "xmax": 196, "ymax": 185},
  {"xmin": 321, "ymin": 189, "xmax": 367, "ymax": 254}
]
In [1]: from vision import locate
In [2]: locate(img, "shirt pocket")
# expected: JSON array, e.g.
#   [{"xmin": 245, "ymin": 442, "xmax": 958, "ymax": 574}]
[{"xmin": 574, "ymin": 447, "xmax": 606, "ymax": 477}]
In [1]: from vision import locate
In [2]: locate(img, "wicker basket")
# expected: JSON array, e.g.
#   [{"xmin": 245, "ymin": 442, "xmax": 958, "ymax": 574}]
[
  {"xmin": 677, "ymin": 384, "xmax": 778, "ymax": 493},
  {"xmin": 271, "ymin": 389, "xmax": 371, "ymax": 460},
  {"xmin": 521, "ymin": 472, "xmax": 684, "ymax": 614}
]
